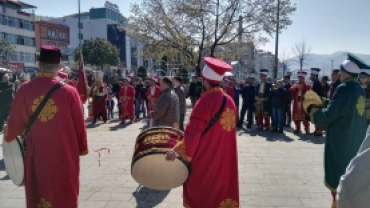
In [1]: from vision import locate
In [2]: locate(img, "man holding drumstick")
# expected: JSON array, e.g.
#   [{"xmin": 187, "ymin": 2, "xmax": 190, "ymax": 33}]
[{"xmin": 166, "ymin": 57, "xmax": 239, "ymax": 208}]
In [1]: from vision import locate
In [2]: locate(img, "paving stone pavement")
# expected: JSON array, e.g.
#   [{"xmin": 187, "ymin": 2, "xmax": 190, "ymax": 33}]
[{"xmin": 0, "ymin": 100, "xmax": 331, "ymax": 208}]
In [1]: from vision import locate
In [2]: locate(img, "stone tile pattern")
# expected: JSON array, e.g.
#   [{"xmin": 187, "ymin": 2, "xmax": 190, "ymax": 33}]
[{"xmin": 0, "ymin": 100, "xmax": 330, "ymax": 208}]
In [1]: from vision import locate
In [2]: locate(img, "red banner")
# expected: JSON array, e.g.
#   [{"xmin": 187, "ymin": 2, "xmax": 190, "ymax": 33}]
[{"xmin": 76, "ymin": 55, "xmax": 88, "ymax": 104}]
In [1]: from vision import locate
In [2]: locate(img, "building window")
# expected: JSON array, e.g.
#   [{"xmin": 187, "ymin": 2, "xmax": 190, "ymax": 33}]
[
  {"xmin": 6, "ymin": 33, "xmax": 17, "ymax": 44},
  {"xmin": 78, "ymin": 22, "xmax": 83, "ymax": 29},
  {"xmin": 7, "ymin": 16, "xmax": 19, "ymax": 27},
  {"xmin": 24, "ymin": 53, "xmax": 35, "ymax": 63},
  {"xmin": 23, "ymin": 37, "xmax": 34, "ymax": 46},
  {"xmin": 78, "ymin": 33, "xmax": 83, "ymax": 40},
  {"xmin": 59, "ymin": 32, "xmax": 66, "ymax": 40},
  {"xmin": 21, "ymin": 20, "xmax": 34, "ymax": 30},
  {"xmin": 130, "ymin": 39, "xmax": 136, "ymax": 47},
  {"xmin": 48, "ymin": 30, "xmax": 56, "ymax": 38}
]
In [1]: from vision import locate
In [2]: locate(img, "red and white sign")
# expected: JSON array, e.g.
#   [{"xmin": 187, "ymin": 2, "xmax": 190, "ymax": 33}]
[{"xmin": 7, "ymin": 62, "xmax": 25, "ymax": 70}]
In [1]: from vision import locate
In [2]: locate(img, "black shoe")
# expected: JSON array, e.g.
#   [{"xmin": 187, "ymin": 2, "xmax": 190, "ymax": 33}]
[
  {"xmin": 294, "ymin": 130, "xmax": 301, "ymax": 134},
  {"xmin": 246, "ymin": 125, "xmax": 251, "ymax": 129},
  {"xmin": 277, "ymin": 130, "xmax": 284, "ymax": 133},
  {"xmin": 313, "ymin": 132, "xmax": 323, "ymax": 137},
  {"xmin": 271, "ymin": 128, "xmax": 277, "ymax": 132}
]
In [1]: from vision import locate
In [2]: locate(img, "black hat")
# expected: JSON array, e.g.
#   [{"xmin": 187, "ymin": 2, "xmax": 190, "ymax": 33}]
[
  {"xmin": 39, "ymin": 45, "xmax": 61, "ymax": 64},
  {"xmin": 332, "ymin": 69, "xmax": 340, "ymax": 73}
]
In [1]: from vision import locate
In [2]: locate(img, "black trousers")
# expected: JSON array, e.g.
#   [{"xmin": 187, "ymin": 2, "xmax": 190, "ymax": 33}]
[
  {"xmin": 0, "ymin": 107, "xmax": 10, "ymax": 131},
  {"xmin": 283, "ymin": 103, "xmax": 292, "ymax": 126},
  {"xmin": 238, "ymin": 103, "xmax": 254, "ymax": 127},
  {"xmin": 179, "ymin": 113, "xmax": 185, "ymax": 131}
]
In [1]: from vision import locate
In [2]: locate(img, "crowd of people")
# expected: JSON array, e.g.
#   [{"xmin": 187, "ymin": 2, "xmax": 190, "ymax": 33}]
[
  {"xmin": 2, "ymin": 45, "xmax": 370, "ymax": 208},
  {"xmin": 88, "ymin": 73, "xmax": 190, "ymax": 131},
  {"xmin": 220, "ymin": 67, "xmax": 343, "ymax": 137}
]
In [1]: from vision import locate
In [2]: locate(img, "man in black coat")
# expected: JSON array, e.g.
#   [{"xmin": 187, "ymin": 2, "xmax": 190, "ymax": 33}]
[
  {"xmin": 135, "ymin": 78, "xmax": 147, "ymax": 119},
  {"xmin": 328, "ymin": 69, "xmax": 341, "ymax": 100},
  {"xmin": 283, "ymin": 75, "xmax": 292, "ymax": 127},
  {"xmin": 310, "ymin": 68, "xmax": 324, "ymax": 136},
  {"xmin": 0, "ymin": 74, "xmax": 14, "ymax": 132},
  {"xmin": 237, "ymin": 76, "xmax": 255, "ymax": 129},
  {"xmin": 187, "ymin": 76, "xmax": 201, "ymax": 108}
]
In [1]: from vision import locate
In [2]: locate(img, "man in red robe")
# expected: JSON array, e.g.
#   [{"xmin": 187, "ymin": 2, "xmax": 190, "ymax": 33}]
[
  {"xmin": 146, "ymin": 76, "xmax": 161, "ymax": 119},
  {"xmin": 289, "ymin": 71, "xmax": 311, "ymax": 134},
  {"xmin": 120, "ymin": 76, "xmax": 135, "ymax": 124},
  {"xmin": 58, "ymin": 71, "xmax": 76, "ymax": 87},
  {"xmin": 223, "ymin": 77, "xmax": 235, "ymax": 99},
  {"xmin": 4, "ymin": 45, "xmax": 88, "ymax": 208},
  {"xmin": 91, "ymin": 79, "xmax": 108, "ymax": 124},
  {"xmin": 167, "ymin": 57, "xmax": 239, "ymax": 208}
]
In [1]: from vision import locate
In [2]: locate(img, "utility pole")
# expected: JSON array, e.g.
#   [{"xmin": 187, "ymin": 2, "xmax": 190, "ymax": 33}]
[
  {"xmin": 78, "ymin": 0, "xmax": 82, "ymax": 51},
  {"xmin": 331, "ymin": 59, "xmax": 334, "ymax": 70},
  {"xmin": 274, "ymin": 0, "xmax": 280, "ymax": 79}
]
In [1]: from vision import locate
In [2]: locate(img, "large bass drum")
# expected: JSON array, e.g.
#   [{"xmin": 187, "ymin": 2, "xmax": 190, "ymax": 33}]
[
  {"xmin": 131, "ymin": 126, "xmax": 189, "ymax": 190},
  {"xmin": 2, "ymin": 135, "xmax": 25, "ymax": 186}
]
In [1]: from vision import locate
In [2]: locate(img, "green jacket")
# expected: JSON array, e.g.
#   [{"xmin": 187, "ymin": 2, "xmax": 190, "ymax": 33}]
[
  {"xmin": 255, "ymin": 82, "xmax": 272, "ymax": 117},
  {"xmin": 309, "ymin": 78, "xmax": 367, "ymax": 191}
]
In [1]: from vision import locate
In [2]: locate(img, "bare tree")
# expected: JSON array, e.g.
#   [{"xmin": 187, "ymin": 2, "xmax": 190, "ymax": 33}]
[
  {"xmin": 128, "ymin": 0, "xmax": 297, "ymax": 76},
  {"xmin": 292, "ymin": 40, "xmax": 311, "ymax": 71},
  {"xmin": 279, "ymin": 50, "xmax": 292, "ymax": 75}
]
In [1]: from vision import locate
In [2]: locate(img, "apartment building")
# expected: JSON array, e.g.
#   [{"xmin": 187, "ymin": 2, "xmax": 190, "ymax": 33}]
[
  {"xmin": 0, "ymin": 0, "xmax": 37, "ymax": 70},
  {"xmin": 34, "ymin": 20, "xmax": 72, "ymax": 64}
]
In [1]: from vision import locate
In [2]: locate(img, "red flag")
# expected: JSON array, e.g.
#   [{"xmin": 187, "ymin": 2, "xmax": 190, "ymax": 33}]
[{"xmin": 76, "ymin": 54, "xmax": 88, "ymax": 104}]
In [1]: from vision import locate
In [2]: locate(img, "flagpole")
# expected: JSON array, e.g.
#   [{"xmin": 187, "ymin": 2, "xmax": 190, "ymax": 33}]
[{"xmin": 78, "ymin": 0, "xmax": 81, "ymax": 51}]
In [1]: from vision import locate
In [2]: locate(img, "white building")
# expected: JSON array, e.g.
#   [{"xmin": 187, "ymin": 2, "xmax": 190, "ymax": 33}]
[
  {"xmin": 0, "ymin": 1, "xmax": 37, "ymax": 70},
  {"xmin": 51, "ymin": 12, "xmax": 150, "ymax": 72},
  {"xmin": 255, "ymin": 50, "xmax": 286, "ymax": 80},
  {"xmin": 51, "ymin": 16, "xmax": 117, "ymax": 49}
]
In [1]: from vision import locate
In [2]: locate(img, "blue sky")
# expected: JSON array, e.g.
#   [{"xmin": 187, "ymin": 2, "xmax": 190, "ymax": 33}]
[{"xmin": 26, "ymin": 0, "xmax": 370, "ymax": 55}]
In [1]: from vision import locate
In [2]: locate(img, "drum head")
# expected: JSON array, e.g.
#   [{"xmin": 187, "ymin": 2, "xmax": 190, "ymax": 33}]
[
  {"xmin": 2, "ymin": 137, "xmax": 24, "ymax": 186},
  {"xmin": 132, "ymin": 154, "xmax": 188, "ymax": 190}
]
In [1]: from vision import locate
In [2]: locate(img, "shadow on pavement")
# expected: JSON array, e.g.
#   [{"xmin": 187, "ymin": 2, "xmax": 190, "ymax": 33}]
[
  {"xmin": 86, "ymin": 123, "xmax": 102, "ymax": 129},
  {"xmin": 238, "ymin": 127, "xmax": 294, "ymax": 142},
  {"xmin": 298, "ymin": 135, "xmax": 325, "ymax": 144},
  {"xmin": 133, "ymin": 185, "xmax": 170, "ymax": 208},
  {"xmin": 109, "ymin": 123, "xmax": 129, "ymax": 131}
]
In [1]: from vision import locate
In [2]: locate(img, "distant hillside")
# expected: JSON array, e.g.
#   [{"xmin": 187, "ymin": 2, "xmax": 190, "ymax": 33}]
[{"xmin": 288, "ymin": 52, "xmax": 370, "ymax": 76}]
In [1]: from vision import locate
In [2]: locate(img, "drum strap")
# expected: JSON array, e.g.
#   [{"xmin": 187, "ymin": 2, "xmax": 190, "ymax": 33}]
[
  {"xmin": 24, "ymin": 82, "xmax": 64, "ymax": 136},
  {"xmin": 201, "ymin": 95, "xmax": 227, "ymax": 137}
]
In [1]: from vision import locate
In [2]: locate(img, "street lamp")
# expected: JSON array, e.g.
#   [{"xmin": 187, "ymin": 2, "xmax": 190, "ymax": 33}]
[{"xmin": 274, "ymin": 0, "xmax": 280, "ymax": 79}]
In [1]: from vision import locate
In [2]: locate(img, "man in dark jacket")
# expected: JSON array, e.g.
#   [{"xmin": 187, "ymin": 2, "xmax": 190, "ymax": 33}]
[
  {"xmin": 173, "ymin": 76, "xmax": 186, "ymax": 130},
  {"xmin": 321, "ymin": 76, "xmax": 330, "ymax": 98},
  {"xmin": 0, "ymin": 74, "xmax": 14, "ymax": 132},
  {"xmin": 187, "ymin": 76, "xmax": 201, "ymax": 108},
  {"xmin": 151, "ymin": 77, "xmax": 179, "ymax": 127},
  {"xmin": 111, "ymin": 77, "xmax": 121, "ymax": 101},
  {"xmin": 271, "ymin": 80, "xmax": 287, "ymax": 133},
  {"xmin": 135, "ymin": 78, "xmax": 147, "ymax": 119},
  {"xmin": 237, "ymin": 77, "xmax": 255, "ymax": 129},
  {"xmin": 328, "ymin": 69, "xmax": 341, "ymax": 100},
  {"xmin": 310, "ymin": 68, "xmax": 325, "ymax": 136},
  {"xmin": 283, "ymin": 75, "xmax": 292, "ymax": 127}
]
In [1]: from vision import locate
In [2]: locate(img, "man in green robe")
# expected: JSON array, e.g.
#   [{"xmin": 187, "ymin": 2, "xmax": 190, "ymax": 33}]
[
  {"xmin": 304, "ymin": 53, "xmax": 367, "ymax": 208},
  {"xmin": 255, "ymin": 69, "xmax": 272, "ymax": 130}
]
